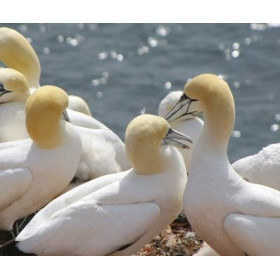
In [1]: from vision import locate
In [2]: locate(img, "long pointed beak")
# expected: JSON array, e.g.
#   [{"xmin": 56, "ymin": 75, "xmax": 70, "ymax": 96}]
[
  {"xmin": 63, "ymin": 110, "xmax": 71, "ymax": 122},
  {"xmin": 164, "ymin": 94, "xmax": 197, "ymax": 123},
  {"xmin": 162, "ymin": 128, "xmax": 193, "ymax": 149}
]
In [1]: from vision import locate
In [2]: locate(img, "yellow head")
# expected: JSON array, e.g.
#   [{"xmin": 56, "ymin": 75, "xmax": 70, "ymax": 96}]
[
  {"xmin": 125, "ymin": 114, "xmax": 170, "ymax": 174},
  {"xmin": 0, "ymin": 68, "xmax": 30, "ymax": 102},
  {"xmin": 125, "ymin": 114, "xmax": 192, "ymax": 174},
  {"xmin": 0, "ymin": 27, "xmax": 41, "ymax": 89},
  {"xmin": 184, "ymin": 73, "xmax": 235, "ymax": 142},
  {"xmin": 26, "ymin": 85, "xmax": 69, "ymax": 149},
  {"xmin": 126, "ymin": 114, "xmax": 169, "ymax": 148},
  {"xmin": 184, "ymin": 74, "xmax": 232, "ymax": 105}
]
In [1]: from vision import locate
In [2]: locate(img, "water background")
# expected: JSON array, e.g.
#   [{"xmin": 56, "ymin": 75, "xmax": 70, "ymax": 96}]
[{"xmin": 1, "ymin": 23, "xmax": 280, "ymax": 163}]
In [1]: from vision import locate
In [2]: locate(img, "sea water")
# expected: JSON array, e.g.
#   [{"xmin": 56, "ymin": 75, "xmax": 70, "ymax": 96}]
[{"xmin": 2, "ymin": 23, "xmax": 280, "ymax": 162}]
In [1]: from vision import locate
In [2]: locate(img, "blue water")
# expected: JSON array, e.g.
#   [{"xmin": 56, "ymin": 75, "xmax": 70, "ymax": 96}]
[{"xmin": 2, "ymin": 23, "xmax": 280, "ymax": 162}]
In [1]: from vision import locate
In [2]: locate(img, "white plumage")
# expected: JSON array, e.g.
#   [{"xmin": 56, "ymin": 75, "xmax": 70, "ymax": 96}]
[
  {"xmin": 67, "ymin": 124, "xmax": 130, "ymax": 189},
  {"xmin": 0, "ymin": 68, "xmax": 30, "ymax": 142},
  {"xmin": 232, "ymin": 143, "xmax": 280, "ymax": 191},
  {"xmin": 15, "ymin": 114, "xmax": 190, "ymax": 255},
  {"xmin": 0, "ymin": 40, "xmax": 129, "ymax": 185},
  {"xmin": 0, "ymin": 85, "xmax": 82, "ymax": 231},
  {"xmin": 168, "ymin": 73, "xmax": 280, "ymax": 255}
]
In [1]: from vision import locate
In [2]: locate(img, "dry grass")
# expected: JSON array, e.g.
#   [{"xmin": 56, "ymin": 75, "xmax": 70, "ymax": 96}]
[{"xmin": 134, "ymin": 214, "xmax": 204, "ymax": 256}]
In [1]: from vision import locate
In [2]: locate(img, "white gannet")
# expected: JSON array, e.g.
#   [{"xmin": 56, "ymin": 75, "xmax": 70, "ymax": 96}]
[
  {"xmin": 0, "ymin": 27, "xmax": 40, "ymax": 93},
  {"xmin": 0, "ymin": 28, "xmax": 129, "ymax": 180},
  {"xmin": 166, "ymin": 73, "xmax": 280, "ymax": 256},
  {"xmin": 163, "ymin": 89, "xmax": 280, "ymax": 256},
  {"xmin": 68, "ymin": 95, "xmax": 92, "ymax": 116},
  {"xmin": 161, "ymin": 90, "xmax": 215, "ymax": 256},
  {"xmin": 0, "ymin": 85, "xmax": 82, "ymax": 233},
  {"xmin": 0, "ymin": 27, "xmax": 94, "ymax": 121},
  {"xmin": 231, "ymin": 144, "xmax": 280, "ymax": 191},
  {"xmin": 159, "ymin": 90, "xmax": 203, "ymax": 170},
  {"xmin": 65, "ymin": 123, "xmax": 130, "ymax": 191},
  {"xmin": 0, "ymin": 68, "xmax": 128, "ymax": 190},
  {"xmin": 14, "ymin": 114, "xmax": 191, "ymax": 256},
  {"xmin": 164, "ymin": 89, "xmax": 280, "ymax": 192},
  {"xmin": 0, "ymin": 68, "xmax": 30, "ymax": 142}
]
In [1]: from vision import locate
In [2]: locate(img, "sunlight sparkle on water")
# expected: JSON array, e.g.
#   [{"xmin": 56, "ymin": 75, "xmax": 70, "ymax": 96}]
[
  {"xmin": 156, "ymin": 25, "xmax": 169, "ymax": 37},
  {"xmin": 137, "ymin": 46, "xmax": 149, "ymax": 56},
  {"xmin": 244, "ymin": 37, "xmax": 252, "ymax": 45},
  {"xmin": 271, "ymin": 124, "xmax": 279, "ymax": 132},
  {"xmin": 217, "ymin": 74, "xmax": 228, "ymax": 81},
  {"xmin": 110, "ymin": 51, "xmax": 124, "ymax": 62},
  {"xmin": 91, "ymin": 72, "xmax": 110, "ymax": 87},
  {"xmin": 43, "ymin": 47, "xmax": 50, "ymax": 55},
  {"xmin": 232, "ymin": 50, "xmax": 240, "ymax": 58},
  {"xmin": 225, "ymin": 48, "xmax": 231, "ymax": 60},
  {"xmin": 91, "ymin": 79, "xmax": 100, "ymax": 87},
  {"xmin": 57, "ymin": 35, "xmax": 64, "ymax": 43},
  {"xmin": 117, "ymin": 54, "xmax": 123, "ymax": 61},
  {"xmin": 148, "ymin": 37, "xmax": 158, "ymax": 47},
  {"xmin": 274, "ymin": 114, "xmax": 280, "ymax": 121},
  {"xmin": 232, "ymin": 130, "xmax": 241, "ymax": 138},
  {"xmin": 66, "ymin": 37, "xmax": 79, "ymax": 47},
  {"xmin": 232, "ymin": 42, "xmax": 240, "ymax": 49},
  {"xmin": 98, "ymin": 52, "xmax": 108, "ymax": 60},
  {"xmin": 233, "ymin": 82, "xmax": 240, "ymax": 88},
  {"xmin": 164, "ymin": 82, "xmax": 172, "ymax": 89}
]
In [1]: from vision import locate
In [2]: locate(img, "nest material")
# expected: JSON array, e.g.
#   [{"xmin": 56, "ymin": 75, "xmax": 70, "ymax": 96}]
[{"xmin": 135, "ymin": 214, "xmax": 204, "ymax": 256}]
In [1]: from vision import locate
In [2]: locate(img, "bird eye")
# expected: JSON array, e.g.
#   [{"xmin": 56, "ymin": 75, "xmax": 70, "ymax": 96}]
[
  {"xmin": 0, "ymin": 83, "xmax": 11, "ymax": 97},
  {"xmin": 0, "ymin": 84, "xmax": 4, "ymax": 92}
]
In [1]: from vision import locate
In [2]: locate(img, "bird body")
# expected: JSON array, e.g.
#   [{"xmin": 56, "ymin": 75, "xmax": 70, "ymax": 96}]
[
  {"xmin": 0, "ymin": 101, "xmax": 28, "ymax": 142},
  {"xmin": 71, "ymin": 125, "xmax": 130, "ymax": 184},
  {"xmin": 232, "ymin": 143, "xmax": 280, "ymax": 191},
  {"xmin": 0, "ymin": 86, "xmax": 82, "ymax": 231},
  {"xmin": 15, "ymin": 114, "xmax": 190, "ymax": 255},
  {"xmin": 166, "ymin": 74, "xmax": 280, "ymax": 255},
  {"xmin": 0, "ymin": 66, "xmax": 128, "ymax": 188}
]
